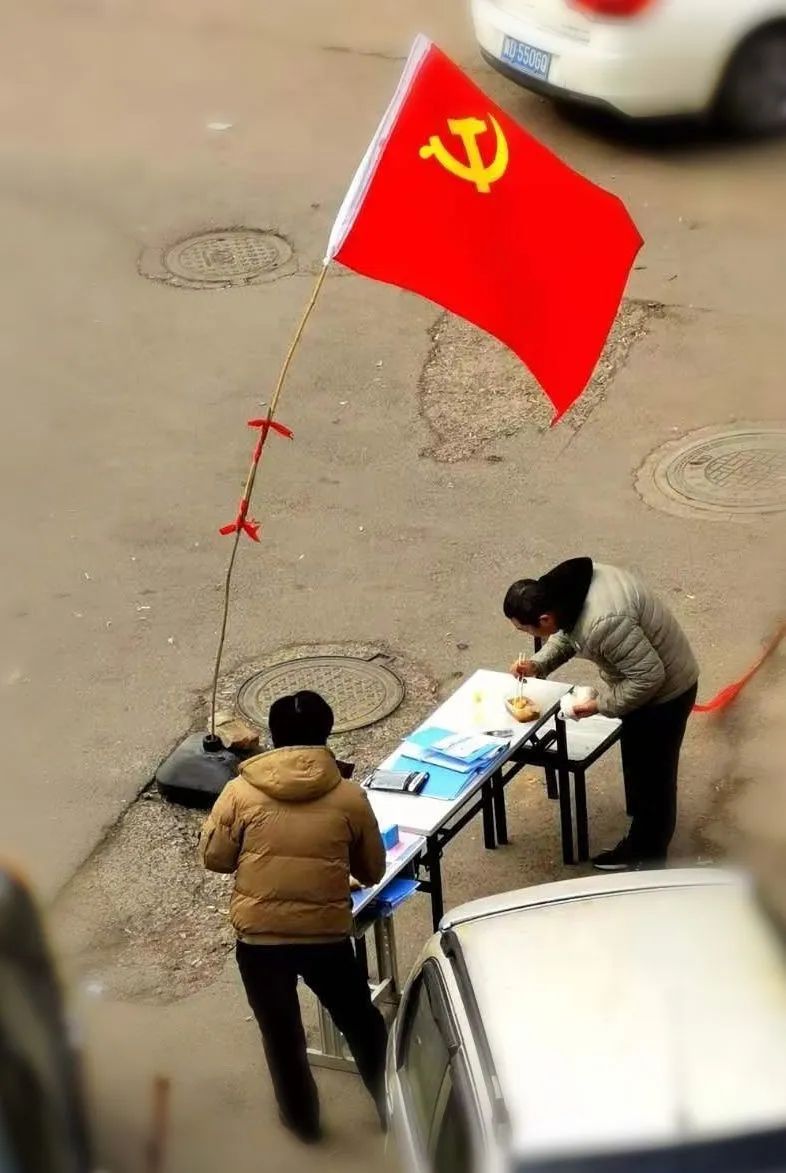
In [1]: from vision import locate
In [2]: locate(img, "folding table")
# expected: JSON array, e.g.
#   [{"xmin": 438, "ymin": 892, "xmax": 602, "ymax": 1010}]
[{"xmin": 367, "ymin": 669, "xmax": 571, "ymax": 929}]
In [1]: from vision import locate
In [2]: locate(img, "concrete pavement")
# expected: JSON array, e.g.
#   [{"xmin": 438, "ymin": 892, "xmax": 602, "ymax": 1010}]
[{"xmin": 1, "ymin": 1, "xmax": 784, "ymax": 1169}]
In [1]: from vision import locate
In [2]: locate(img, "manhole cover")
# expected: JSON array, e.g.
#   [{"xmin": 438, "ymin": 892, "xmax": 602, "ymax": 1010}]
[
  {"xmin": 140, "ymin": 229, "xmax": 294, "ymax": 288},
  {"xmin": 237, "ymin": 656, "xmax": 405, "ymax": 734},
  {"xmin": 637, "ymin": 423, "xmax": 786, "ymax": 519}
]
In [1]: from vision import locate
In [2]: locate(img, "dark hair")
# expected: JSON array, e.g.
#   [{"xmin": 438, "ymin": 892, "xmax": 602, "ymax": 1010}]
[
  {"xmin": 268, "ymin": 690, "xmax": 334, "ymax": 748},
  {"xmin": 502, "ymin": 578, "xmax": 550, "ymax": 625}
]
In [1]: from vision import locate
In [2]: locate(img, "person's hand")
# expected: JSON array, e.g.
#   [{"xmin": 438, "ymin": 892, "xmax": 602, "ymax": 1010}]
[
  {"xmin": 349, "ymin": 876, "xmax": 363, "ymax": 891},
  {"xmin": 571, "ymin": 698, "xmax": 599, "ymax": 720},
  {"xmin": 510, "ymin": 658, "xmax": 537, "ymax": 680}
]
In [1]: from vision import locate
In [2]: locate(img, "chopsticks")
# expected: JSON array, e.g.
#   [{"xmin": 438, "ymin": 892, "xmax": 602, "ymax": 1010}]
[{"xmin": 517, "ymin": 651, "xmax": 526, "ymax": 700}]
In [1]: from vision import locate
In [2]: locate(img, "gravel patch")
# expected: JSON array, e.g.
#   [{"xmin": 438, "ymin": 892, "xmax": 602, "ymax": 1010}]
[{"xmin": 53, "ymin": 642, "xmax": 439, "ymax": 1005}]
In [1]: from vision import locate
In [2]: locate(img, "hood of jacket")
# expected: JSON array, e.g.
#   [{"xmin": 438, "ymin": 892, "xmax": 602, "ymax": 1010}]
[
  {"xmin": 239, "ymin": 746, "xmax": 342, "ymax": 803},
  {"xmin": 539, "ymin": 557, "xmax": 594, "ymax": 631}
]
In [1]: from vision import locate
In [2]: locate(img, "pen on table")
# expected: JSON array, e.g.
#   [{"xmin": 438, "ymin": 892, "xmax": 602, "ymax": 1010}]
[{"xmin": 484, "ymin": 730, "xmax": 512, "ymax": 745}]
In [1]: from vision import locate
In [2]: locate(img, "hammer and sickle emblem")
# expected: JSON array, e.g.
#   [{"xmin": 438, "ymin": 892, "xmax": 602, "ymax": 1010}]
[{"xmin": 419, "ymin": 115, "xmax": 509, "ymax": 193}]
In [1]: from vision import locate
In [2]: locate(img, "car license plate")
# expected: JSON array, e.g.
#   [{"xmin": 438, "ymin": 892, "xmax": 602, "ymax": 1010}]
[{"xmin": 500, "ymin": 36, "xmax": 552, "ymax": 81}]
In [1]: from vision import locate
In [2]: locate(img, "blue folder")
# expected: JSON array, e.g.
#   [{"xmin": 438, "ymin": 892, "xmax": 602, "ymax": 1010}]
[
  {"xmin": 389, "ymin": 750, "xmax": 481, "ymax": 800},
  {"xmin": 407, "ymin": 726, "xmax": 504, "ymax": 763},
  {"xmin": 407, "ymin": 726, "xmax": 456, "ymax": 750},
  {"xmin": 351, "ymin": 888, "xmax": 370, "ymax": 913},
  {"xmin": 370, "ymin": 877, "xmax": 420, "ymax": 912},
  {"xmin": 352, "ymin": 877, "xmax": 421, "ymax": 915}
]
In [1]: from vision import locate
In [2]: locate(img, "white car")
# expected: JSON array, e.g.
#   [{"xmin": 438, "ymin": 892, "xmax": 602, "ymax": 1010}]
[
  {"xmin": 472, "ymin": 0, "xmax": 786, "ymax": 133},
  {"xmin": 386, "ymin": 868, "xmax": 786, "ymax": 1172}
]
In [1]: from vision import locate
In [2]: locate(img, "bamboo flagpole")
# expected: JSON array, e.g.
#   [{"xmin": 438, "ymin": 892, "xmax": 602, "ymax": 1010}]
[
  {"xmin": 209, "ymin": 263, "xmax": 329, "ymax": 735},
  {"xmin": 204, "ymin": 32, "xmax": 401, "ymax": 738}
]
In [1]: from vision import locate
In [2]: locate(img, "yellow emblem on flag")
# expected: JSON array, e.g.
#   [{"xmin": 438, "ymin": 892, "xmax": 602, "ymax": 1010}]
[{"xmin": 419, "ymin": 115, "xmax": 509, "ymax": 194}]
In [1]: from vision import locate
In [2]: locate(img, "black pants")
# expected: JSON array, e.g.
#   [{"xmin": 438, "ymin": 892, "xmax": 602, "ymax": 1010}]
[
  {"xmin": 236, "ymin": 939, "xmax": 388, "ymax": 1135},
  {"xmin": 621, "ymin": 683, "xmax": 697, "ymax": 862}
]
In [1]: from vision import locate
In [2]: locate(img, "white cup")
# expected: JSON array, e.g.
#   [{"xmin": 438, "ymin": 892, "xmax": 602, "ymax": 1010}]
[
  {"xmin": 560, "ymin": 686, "xmax": 597, "ymax": 721},
  {"xmin": 559, "ymin": 696, "xmax": 576, "ymax": 720}
]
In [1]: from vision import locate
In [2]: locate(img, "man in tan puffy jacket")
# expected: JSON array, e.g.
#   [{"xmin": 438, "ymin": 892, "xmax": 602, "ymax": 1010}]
[
  {"xmin": 200, "ymin": 690, "xmax": 387, "ymax": 1143},
  {"xmin": 504, "ymin": 558, "xmax": 698, "ymax": 871}
]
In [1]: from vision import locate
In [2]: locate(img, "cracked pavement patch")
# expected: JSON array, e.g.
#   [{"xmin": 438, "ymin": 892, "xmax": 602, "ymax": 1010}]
[{"xmin": 418, "ymin": 300, "xmax": 661, "ymax": 463}]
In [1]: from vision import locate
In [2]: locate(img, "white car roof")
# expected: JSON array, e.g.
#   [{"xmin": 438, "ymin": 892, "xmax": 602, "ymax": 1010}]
[{"xmin": 444, "ymin": 869, "xmax": 786, "ymax": 1162}]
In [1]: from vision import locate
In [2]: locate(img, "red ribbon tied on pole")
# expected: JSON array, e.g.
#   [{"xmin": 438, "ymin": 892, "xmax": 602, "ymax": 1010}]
[
  {"xmin": 218, "ymin": 418, "xmax": 293, "ymax": 542},
  {"xmin": 218, "ymin": 498, "xmax": 261, "ymax": 542},
  {"xmin": 246, "ymin": 418, "xmax": 294, "ymax": 437},
  {"xmin": 247, "ymin": 418, "xmax": 294, "ymax": 464}
]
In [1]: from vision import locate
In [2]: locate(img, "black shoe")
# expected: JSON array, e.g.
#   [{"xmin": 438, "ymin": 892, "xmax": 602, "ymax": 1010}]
[
  {"xmin": 592, "ymin": 840, "xmax": 639, "ymax": 872},
  {"xmin": 290, "ymin": 1124, "xmax": 323, "ymax": 1145},
  {"xmin": 279, "ymin": 1113, "xmax": 322, "ymax": 1145}
]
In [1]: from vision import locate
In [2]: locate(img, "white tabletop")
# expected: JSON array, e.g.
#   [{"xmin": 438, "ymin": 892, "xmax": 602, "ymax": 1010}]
[
  {"xmin": 535, "ymin": 713, "xmax": 622, "ymax": 763},
  {"xmin": 367, "ymin": 669, "xmax": 571, "ymax": 837},
  {"xmin": 368, "ymin": 788, "xmax": 467, "ymax": 837},
  {"xmin": 352, "ymin": 830, "xmax": 425, "ymax": 917}
]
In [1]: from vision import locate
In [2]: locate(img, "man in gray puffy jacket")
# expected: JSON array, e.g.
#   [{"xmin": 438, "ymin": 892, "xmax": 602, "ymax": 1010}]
[{"xmin": 504, "ymin": 558, "xmax": 698, "ymax": 870}]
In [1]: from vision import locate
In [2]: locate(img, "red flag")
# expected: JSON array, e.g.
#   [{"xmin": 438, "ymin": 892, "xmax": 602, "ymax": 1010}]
[{"xmin": 327, "ymin": 36, "xmax": 642, "ymax": 419}]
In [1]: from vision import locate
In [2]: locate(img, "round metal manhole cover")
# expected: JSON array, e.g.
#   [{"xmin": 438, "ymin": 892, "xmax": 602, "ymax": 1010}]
[
  {"xmin": 637, "ymin": 423, "xmax": 786, "ymax": 519},
  {"xmin": 237, "ymin": 656, "xmax": 405, "ymax": 734},
  {"xmin": 140, "ymin": 229, "xmax": 295, "ymax": 288}
]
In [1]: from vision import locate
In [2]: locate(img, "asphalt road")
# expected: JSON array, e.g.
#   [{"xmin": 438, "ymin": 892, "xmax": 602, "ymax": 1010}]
[{"xmin": 2, "ymin": 1, "xmax": 785, "ymax": 1170}]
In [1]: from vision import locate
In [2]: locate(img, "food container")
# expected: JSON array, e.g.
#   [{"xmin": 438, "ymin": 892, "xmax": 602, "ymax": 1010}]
[{"xmin": 504, "ymin": 696, "xmax": 541, "ymax": 723}]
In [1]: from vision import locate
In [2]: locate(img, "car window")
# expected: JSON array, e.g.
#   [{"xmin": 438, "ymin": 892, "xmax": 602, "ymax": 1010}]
[
  {"xmin": 400, "ymin": 974, "xmax": 451, "ymax": 1140},
  {"xmin": 433, "ymin": 1075, "xmax": 472, "ymax": 1173}
]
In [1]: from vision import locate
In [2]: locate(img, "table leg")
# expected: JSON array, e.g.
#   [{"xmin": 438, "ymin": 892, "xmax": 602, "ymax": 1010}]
[
  {"xmin": 310, "ymin": 916, "xmax": 398, "ymax": 1074},
  {"xmin": 545, "ymin": 766, "xmax": 559, "ymax": 801},
  {"xmin": 373, "ymin": 915, "xmax": 401, "ymax": 1000},
  {"xmin": 308, "ymin": 1001, "xmax": 351, "ymax": 1070},
  {"xmin": 491, "ymin": 770, "xmax": 508, "ymax": 845},
  {"xmin": 558, "ymin": 771, "xmax": 574, "ymax": 865},
  {"xmin": 354, "ymin": 932, "xmax": 369, "ymax": 983},
  {"xmin": 426, "ymin": 838, "xmax": 444, "ymax": 932},
  {"xmin": 482, "ymin": 780, "xmax": 496, "ymax": 851},
  {"xmin": 554, "ymin": 718, "xmax": 574, "ymax": 866},
  {"xmin": 575, "ymin": 769, "xmax": 589, "ymax": 862}
]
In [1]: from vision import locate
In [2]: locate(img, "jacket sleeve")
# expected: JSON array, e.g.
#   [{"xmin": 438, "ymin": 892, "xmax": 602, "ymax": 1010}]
[
  {"xmin": 349, "ymin": 792, "xmax": 386, "ymax": 887},
  {"xmin": 199, "ymin": 782, "xmax": 244, "ymax": 874},
  {"xmin": 532, "ymin": 631, "xmax": 576, "ymax": 677},
  {"xmin": 590, "ymin": 615, "xmax": 667, "ymax": 717}
]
